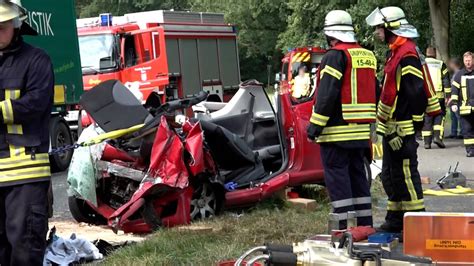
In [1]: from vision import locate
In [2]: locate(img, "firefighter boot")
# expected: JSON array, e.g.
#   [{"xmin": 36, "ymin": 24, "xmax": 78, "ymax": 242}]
[
  {"xmin": 433, "ymin": 131, "xmax": 446, "ymax": 149},
  {"xmin": 423, "ymin": 137, "xmax": 431, "ymax": 149}
]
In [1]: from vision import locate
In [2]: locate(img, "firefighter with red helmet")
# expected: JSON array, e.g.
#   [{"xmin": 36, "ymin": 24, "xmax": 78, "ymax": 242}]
[
  {"xmin": 366, "ymin": 6, "xmax": 441, "ymax": 233},
  {"xmin": 307, "ymin": 10, "xmax": 377, "ymax": 229}
]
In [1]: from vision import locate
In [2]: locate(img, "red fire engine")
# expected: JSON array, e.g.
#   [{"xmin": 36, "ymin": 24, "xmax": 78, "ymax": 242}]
[
  {"xmin": 76, "ymin": 10, "xmax": 241, "ymax": 103},
  {"xmin": 277, "ymin": 46, "xmax": 326, "ymax": 95}
]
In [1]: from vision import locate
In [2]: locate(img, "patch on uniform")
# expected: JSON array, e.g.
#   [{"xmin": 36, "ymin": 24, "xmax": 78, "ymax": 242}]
[{"xmin": 348, "ymin": 48, "xmax": 376, "ymax": 69}]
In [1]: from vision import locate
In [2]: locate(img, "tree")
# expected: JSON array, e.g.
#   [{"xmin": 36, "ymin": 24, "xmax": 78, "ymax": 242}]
[
  {"xmin": 450, "ymin": 0, "xmax": 474, "ymax": 58},
  {"xmin": 428, "ymin": 0, "xmax": 449, "ymax": 61}
]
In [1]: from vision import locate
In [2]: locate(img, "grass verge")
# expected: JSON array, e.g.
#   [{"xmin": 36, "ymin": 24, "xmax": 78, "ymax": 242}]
[{"xmin": 103, "ymin": 180, "xmax": 385, "ymax": 265}]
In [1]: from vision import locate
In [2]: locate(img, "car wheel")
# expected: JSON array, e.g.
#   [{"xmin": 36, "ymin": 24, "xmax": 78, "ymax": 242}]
[
  {"xmin": 190, "ymin": 182, "xmax": 218, "ymax": 220},
  {"xmin": 68, "ymin": 196, "xmax": 106, "ymax": 225}
]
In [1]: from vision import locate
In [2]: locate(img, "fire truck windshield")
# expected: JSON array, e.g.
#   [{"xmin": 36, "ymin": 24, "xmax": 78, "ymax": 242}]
[{"xmin": 79, "ymin": 34, "xmax": 117, "ymax": 74}]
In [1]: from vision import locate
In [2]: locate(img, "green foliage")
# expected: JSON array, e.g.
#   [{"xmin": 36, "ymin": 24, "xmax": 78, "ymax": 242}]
[
  {"xmin": 75, "ymin": 0, "xmax": 466, "ymax": 83},
  {"xmin": 450, "ymin": 0, "xmax": 474, "ymax": 58}
]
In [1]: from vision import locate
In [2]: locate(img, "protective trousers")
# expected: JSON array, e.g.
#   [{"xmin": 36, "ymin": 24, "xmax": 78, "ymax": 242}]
[
  {"xmin": 460, "ymin": 114, "xmax": 474, "ymax": 154},
  {"xmin": 381, "ymin": 135, "xmax": 424, "ymax": 230},
  {"xmin": 422, "ymin": 99, "xmax": 446, "ymax": 144},
  {"xmin": 0, "ymin": 181, "xmax": 49, "ymax": 266},
  {"xmin": 320, "ymin": 144, "xmax": 372, "ymax": 229}
]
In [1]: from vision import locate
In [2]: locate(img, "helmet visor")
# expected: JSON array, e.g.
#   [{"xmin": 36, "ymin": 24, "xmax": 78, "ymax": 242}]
[{"xmin": 366, "ymin": 7, "xmax": 385, "ymax": 27}]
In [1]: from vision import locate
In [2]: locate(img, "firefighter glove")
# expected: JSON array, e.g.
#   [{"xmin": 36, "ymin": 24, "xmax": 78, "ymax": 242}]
[
  {"xmin": 387, "ymin": 133, "xmax": 403, "ymax": 151},
  {"xmin": 306, "ymin": 123, "xmax": 320, "ymax": 141}
]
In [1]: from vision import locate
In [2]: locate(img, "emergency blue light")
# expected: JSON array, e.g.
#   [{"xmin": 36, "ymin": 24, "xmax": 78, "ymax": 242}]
[{"xmin": 100, "ymin": 13, "xmax": 113, "ymax": 26}]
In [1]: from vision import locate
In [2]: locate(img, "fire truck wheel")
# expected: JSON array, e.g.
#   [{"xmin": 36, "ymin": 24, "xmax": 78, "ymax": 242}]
[
  {"xmin": 49, "ymin": 117, "xmax": 74, "ymax": 172},
  {"xmin": 68, "ymin": 196, "xmax": 106, "ymax": 225}
]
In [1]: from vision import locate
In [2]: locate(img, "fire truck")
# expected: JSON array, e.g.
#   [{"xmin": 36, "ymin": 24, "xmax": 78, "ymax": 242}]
[
  {"xmin": 277, "ymin": 46, "xmax": 326, "ymax": 96},
  {"xmin": 76, "ymin": 10, "xmax": 241, "ymax": 103}
]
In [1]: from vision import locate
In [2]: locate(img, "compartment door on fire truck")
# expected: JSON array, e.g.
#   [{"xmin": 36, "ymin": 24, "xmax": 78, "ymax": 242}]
[{"xmin": 121, "ymin": 27, "xmax": 169, "ymax": 100}]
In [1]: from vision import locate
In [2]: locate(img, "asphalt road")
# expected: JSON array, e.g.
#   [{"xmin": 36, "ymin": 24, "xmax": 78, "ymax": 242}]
[{"xmin": 51, "ymin": 137, "xmax": 474, "ymax": 222}]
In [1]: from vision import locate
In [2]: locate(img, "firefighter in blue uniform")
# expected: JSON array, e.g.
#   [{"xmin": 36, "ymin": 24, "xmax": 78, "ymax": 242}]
[
  {"xmin": 307, "ymin": 10, "xmax": 377, "ymax": 229},
  {"xmin": 0, "ymin": 1, "xmax": 54, "ymax": 265}
]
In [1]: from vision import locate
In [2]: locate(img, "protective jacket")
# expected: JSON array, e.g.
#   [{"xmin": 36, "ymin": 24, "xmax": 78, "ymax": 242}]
[
  {"xmin": 309, "ymin": 42, "xmax": 377, "ymax": 144},
  {"xmin": 376, "ymin": 37, "xmax": 441, "ymax": 136},
  {"xmin": 425, "ymin": 57, "xmax": 450, "ymax": 99},
  {"xmin": 452, "ymin": 68, "xmax": 474, "ymax": 116},
  {"xmin": 0, "ymin": 38, "xmax": 54, "ymax": 187}
]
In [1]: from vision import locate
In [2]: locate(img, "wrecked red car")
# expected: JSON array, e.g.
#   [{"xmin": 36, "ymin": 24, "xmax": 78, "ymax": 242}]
[{"xmin": 67, "ymin": 79, "xmax": 372, "ymax": 233}]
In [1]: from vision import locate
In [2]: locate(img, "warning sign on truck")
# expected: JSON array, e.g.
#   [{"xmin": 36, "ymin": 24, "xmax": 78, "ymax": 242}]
[{"xmin": 426, "ymin": 240, "xmax": 474, "ymax": 250}]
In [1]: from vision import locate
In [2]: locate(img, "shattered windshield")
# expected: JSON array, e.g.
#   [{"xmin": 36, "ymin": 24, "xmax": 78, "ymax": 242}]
[{"xmin": 79, "ymin": 34, "xmax": 116, "ymax": 74}]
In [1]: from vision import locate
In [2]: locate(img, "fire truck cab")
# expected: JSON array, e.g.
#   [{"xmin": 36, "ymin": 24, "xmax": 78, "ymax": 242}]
[
  {"xmin": 77, "ymin": 10, "xmax": 241, "ymax": 103},
  {"xmin": 277, "ymin": 46, "xmax": 326, "ymax": 100}
]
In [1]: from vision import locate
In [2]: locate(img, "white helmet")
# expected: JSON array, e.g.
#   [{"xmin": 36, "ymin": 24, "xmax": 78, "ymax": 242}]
[
  {"xmin": 324, "ymin": 10, "xmax": 356, "ymax": 43},
  {"xmin": 0, "ymin": 0, "xmax": 37, "ymax": 35},
  {"xmin": 365, "ymin": 6, "xmax": 418, "ymax": 38}
]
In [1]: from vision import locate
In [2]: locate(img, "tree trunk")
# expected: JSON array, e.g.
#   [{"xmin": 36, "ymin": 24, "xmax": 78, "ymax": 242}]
[{"xmin": 428, "ymin": 0, "xmax": 450, "ymax": 61}]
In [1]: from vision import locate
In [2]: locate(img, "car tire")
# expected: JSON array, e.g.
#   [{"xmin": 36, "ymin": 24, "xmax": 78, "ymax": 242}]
[
  {"xmin": 68, "ymin": 196, "xmax": 106, "ymax": 225},
  {"xmin": 49, "ymin": 117, "xmax": 74, "ymax": 172},
  {"xmin": 190, "ymin": 182, "xmax": 221, "ymax": 220}
]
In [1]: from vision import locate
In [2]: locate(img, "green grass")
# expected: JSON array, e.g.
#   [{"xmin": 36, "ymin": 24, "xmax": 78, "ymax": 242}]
[{"xmin": 103, "ymin": 181, "xmax": 385, "ymax": 265}]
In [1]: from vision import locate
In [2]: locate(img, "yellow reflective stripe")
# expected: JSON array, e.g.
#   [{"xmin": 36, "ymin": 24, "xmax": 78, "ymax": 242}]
[
  {"xmin": 403, "ymin": 159, "xmax": 418, "ymax": 201},
  {"xmin": 464, "ymin": 138, "xmax": 474, "ymax": 145},
  {"xmin": 316, "ymin": 132, "xmax": 370, "ymax": 143},
  {"xmin": 442, "ymin": 68, "xmax": 448, "ymax": 76},
  {"xmin": 320, "ymin": 124, "xmax": 370, "ymax": 135},
  {"xmin": 343, "ymin": 112, "xmax": 376, "ymax": 120},
  {"xmin": 434, "ymin": 125, "xmax": 444, "ymax": 131},
  {"xmin": 436, "ymin": 92, "xmax": 445, "ymax": 98},
  {"xmin": 428, "ymin": 96, "xmax": 438, "ymax": 104},
  {"xmin": 460, "ymin": 106, "xmax": 472, "ymax": 115},
  {"xmin": 413, "ymin": 114, "xmax": 424, "ymax": 122},
  {"xmin": 342, "ymin": 104, "xmax": 376, "ymax": 111},
  {"xmin": 401, "ymin": 65, "xmax": 423, "ymax": 79},
  {"xmin": 0, "ymin": 154, "xmax": 49, "ymax": 170},
  {"xmin": 445, "ymin": 87, "xmax": 451, "ymax": 93},
  {"xmin": 387, "ymin": 199, "xmax": 424, "ymax": 211},
  {"xmin": 0, "ymin": 166, "xmax": 50, "ymax": 183},
  {"xmin": 320, "ymin": 65, "xmax": 343, "ymax": 80},
  {"xmin": 461, "ymin": 80, "xmax": 468, "ymax": 106},
  {"xmin": 422, "ymin": 131, "xmax": 432, "ymax": 137},
  {"xmin": 0, "ymin": 99, "xmax": 14, "ymax": 124},
  {"xmin": 351, "ymin": 68, "xmax": 357, "ymax": 104},
  {"xmin": 452, "ymin": 80, "xmax": 460, "ymax": 89},
  {"xmin": 423, "ymin": 65, "xmax": 436, "ymax": 96},
  {"xmin": 310, "ymin": 112, "xmax": 329, "ymax": 127},
  {"xmin": 451, "ymin": 95, "xmax": 459, "ymax": 101},
  {"xmin": 377, "ymin": 121, "xmax": 387, "ymax": 134},
  {"xmin": 378, "ymin": 102, "xmax": 392, "ymax": 112}
]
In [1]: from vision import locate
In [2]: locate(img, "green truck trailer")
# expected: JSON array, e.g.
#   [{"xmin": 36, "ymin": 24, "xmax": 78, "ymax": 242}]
[{"xmin": 23, "ymin": 0, "xmax": 83, "ymax": 171}]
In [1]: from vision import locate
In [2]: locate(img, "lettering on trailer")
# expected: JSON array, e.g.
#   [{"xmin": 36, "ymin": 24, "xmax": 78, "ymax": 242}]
[
  {"xmin": 27, "ymin": 11, "xmax": 54, "ymax": 36},
  {"xmin": 426, "ymin": 239, "xmax": 474, "ymax": 250}
]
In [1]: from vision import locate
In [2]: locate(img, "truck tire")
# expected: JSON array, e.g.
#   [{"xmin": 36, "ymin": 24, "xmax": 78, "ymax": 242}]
[
  {"xmin": 49, "ymin": 117, "xmax": 73, "ymax": 172},
  {"xmin": 68, "ymin": 196, "xmax": 106, "ymax": 225}
]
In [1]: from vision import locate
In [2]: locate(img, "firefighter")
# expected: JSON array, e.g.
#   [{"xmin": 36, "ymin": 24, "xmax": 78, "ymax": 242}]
[
  {"xmin": 307, "ymin": 10, "xmax": 377, "ymax": 229},
  {"xmin": 0, "ymin": 1, "xmax": 54, "ymax": 265},
  {"xmin": 366, "ymin": 6, "xmax": 441, "ymax": 233},
  {"xmin": 451, "ymin": 51, "xmax": 474, "ymax": 157},
  {"xmin": 422, "ymin": 47, "xmax": 450, "ymax": 149}
]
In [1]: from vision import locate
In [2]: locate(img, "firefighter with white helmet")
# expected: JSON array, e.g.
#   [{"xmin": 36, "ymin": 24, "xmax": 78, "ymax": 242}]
[
  {"xmin": 0, "ymin": 1, "xmax": 54, "ymax": 265},
  {"xmin": 307, "ymin": 10, "xmax": 377, "ymax": 229},
  {"xmin": 366, "ymin": 6, "xmax": 441, "ymax": 233}
]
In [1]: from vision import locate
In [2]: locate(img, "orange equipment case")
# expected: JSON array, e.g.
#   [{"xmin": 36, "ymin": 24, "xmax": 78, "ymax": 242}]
[{"xmin": 404, "ymin": 212, "xmax": 474, "ymax": 264}]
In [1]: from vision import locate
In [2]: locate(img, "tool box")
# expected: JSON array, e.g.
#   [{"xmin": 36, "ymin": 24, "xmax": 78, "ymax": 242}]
[{"xmin": 404, "ymin": 212, "xmax": 474, "ymax": 263}]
